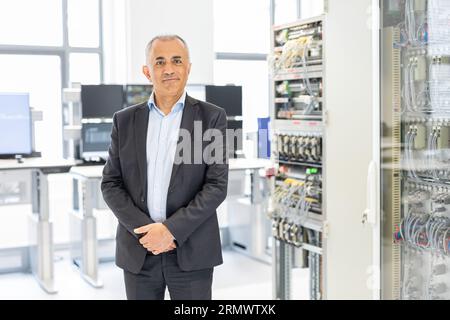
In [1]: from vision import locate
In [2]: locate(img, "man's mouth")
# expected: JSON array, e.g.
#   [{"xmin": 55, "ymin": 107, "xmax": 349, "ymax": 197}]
[{"xmin": 163, "ymin": 78, "xmax": 180, "ymax": 82}]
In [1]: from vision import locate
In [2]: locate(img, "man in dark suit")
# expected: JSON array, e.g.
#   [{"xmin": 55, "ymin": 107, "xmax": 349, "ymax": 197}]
[{"xmin": 101, "ymin": 35, "xmax": 228, "ymax": 300}]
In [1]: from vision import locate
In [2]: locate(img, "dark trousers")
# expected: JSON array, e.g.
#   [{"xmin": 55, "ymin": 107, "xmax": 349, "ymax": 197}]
[{"xmin": 123, "ymin": 250, "xmax": 214, "ymax": 300}]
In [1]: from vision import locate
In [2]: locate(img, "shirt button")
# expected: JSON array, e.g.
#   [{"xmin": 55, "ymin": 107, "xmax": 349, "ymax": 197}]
[{"xmin": 141, "ymin": 196, "xmax": 145, "ymax": 203}]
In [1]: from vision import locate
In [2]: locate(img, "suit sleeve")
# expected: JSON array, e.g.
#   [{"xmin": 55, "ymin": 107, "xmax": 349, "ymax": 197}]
[
  {"xmin": 163, "ymin": 109, "xmax": 229, "ymax": 246},
  {"xmin": 101, "ymin": 113, "xmax": 153, "ymax": 239}
]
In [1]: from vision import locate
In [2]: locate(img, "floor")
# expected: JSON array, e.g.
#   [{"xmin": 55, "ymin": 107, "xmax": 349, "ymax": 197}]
[{"xmin": 0, "ymin": 249, "xmax": 310, "ymax": 300}]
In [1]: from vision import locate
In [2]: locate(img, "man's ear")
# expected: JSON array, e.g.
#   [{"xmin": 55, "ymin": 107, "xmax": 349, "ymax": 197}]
[
  {"xmin": 187, "ymin": 62, "xmax": 192, "ymax": 75},
  {"xmin": 142, "ymin": 65, "xmax": 152, "ymax": 82}
]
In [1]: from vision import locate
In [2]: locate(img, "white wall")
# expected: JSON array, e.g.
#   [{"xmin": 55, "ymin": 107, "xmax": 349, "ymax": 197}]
[{"xmin": 123, "ymin": 0, "xmax": 214, "ymax": 84}]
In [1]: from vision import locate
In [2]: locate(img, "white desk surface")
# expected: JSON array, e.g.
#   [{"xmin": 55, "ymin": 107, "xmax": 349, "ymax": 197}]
[
  {"xmin": 229, "ymin": 158, "xmax": 272, "ymax": 171},
  {"xmin": 70, "ymin": 165, "xmax": 105, "ymax": 178},
  {"xmin": 0, "ymin": 158, "xmax": 77, "ymax": 171},
  {"xmin": 69, "ymin": 158, "xmax": 273, "ymax": 179}
]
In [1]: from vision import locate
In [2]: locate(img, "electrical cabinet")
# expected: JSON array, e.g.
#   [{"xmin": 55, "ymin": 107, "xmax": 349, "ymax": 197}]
[
  {"xmin": 381, "ymin": 0, "xmax": 450, "ymax": 300},
  {"xmin": 269, "ymin": 15, "xmax": 326, "ymax": 300},
  {"xmin": 270, "ymin": 0, "xmax": 379, "ymax": 300}
]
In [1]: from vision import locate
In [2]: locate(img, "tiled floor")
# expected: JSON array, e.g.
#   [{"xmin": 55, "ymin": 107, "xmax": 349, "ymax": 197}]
[{"xmin": 0, "ymin": 250, "xmax": 309, "ymax": 300}]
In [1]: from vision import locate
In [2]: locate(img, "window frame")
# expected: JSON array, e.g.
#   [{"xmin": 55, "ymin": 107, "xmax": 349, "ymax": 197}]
[
  {"xmin": 213, "ymin": 0, "xmax": 274, "ymax": 122},
  {"xmin": 0, "ymin": 0, "xmax": 104, "ymax": 159},
  {"xmin": 0, "ymin": 0, "xmax": 104, "ymax": 89}
]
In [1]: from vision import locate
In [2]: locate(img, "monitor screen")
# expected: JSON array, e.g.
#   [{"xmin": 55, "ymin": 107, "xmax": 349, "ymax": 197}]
[
  {"xmin": 226, "ymin": 120, "xmax": 243, "ymax": 158},
  {"xmin": 205, "ymin": 85, "xmax": 242, "ymax": 117},
  {"xmin": 81, "ymin": 85, "xmax": 124, "ymax": 118},
  {"xmin": 81, "ymin": 122, "xmax": 112, "ymax": 160},
  {"xmin": 125, "ymin": 84, "xmax": 152, "ymax": 107},
  {"xmin": 0, "ymin": 93, "xmax": 32, "ymax": 157}
]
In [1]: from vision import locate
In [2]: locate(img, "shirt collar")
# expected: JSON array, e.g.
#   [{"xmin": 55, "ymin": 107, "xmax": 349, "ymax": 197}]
[{"xmin": 147, "ymin": 91, "xmax": 186, "ymax": 116}]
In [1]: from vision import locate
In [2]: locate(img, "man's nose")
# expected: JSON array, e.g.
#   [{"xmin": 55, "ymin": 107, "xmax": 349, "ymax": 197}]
[{"xmin": 163, "ymin": 64, "xmax": 175, "ymax": 75}]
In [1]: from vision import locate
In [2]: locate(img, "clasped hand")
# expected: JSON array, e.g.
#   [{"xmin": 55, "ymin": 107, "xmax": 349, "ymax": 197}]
[{"xmin": 134, "ymin": 223, "xmax": 176, "ymax": 255}]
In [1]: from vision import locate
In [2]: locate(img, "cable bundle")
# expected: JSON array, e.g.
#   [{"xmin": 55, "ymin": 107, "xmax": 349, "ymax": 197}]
[{"xmin": 395, "ymin": 213, "xmax": 450, "ymax": 256}]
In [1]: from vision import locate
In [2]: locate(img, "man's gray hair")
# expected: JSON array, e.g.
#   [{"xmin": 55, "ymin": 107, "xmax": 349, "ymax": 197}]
[{"xmin": 145, "ymin": 34, "xmax": 190, "ymax": 63}]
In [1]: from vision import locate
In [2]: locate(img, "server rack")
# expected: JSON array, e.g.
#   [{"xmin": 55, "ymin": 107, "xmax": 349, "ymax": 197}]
[{"xmin": 270, "ymin": 15, "xmax": 327, "ymax": 300}]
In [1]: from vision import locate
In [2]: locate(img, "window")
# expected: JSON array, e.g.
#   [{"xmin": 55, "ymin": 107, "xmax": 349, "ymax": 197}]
[
  {"xmin": 68, "ymin": 0, "xmax": 100, "ymax": 48},
  {"xmin": 0, "ymin": 55, "xmax": 62, "ymax": 158},
  {"xmin": 274, "ymin": 0, "xmax": 325, "ymax": 26},
  {"xmin": 213, "ymin": 0, "xmax": 271, "ymax": 159},
  {"xmin": 214, "ymin": 0, "xmax": 270, "ymax": 54},
  {"xmin": 214, "ymin": 60, "xmax": 269, "ymax": 133},
  {"xmin": 0, "ymin": 0, "xmax": 103, "ymax": 159},
  {"xmin": 274, "ymin": 0, "xmax": 298, "ymax": 26},
  {"xmin": 0, "ymin": 0, "xmax": 63, "ymax": 46},
  {"xmin": 300, "ymin": 0, "xmax": 324, "ymax": 19},
  {"xmin": 70, "ymin": 53, "xmax": 101, "ymax": 85}
]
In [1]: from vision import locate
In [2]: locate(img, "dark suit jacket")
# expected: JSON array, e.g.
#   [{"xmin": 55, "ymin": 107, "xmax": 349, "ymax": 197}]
[{"xmin": 101, "ymin": 94, "xmax": 228, "ymax": 274}]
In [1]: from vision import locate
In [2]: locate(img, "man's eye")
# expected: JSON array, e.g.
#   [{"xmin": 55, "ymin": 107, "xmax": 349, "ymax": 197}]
[
  {"xmin": 156, "ymin": 60, "xmax": 164, "ymax": 66},
  {"xmin": 174, "ymin": 59, "xmax": 182, "ymax": 64}
]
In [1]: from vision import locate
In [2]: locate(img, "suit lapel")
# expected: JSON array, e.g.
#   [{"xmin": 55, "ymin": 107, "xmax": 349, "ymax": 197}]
[
  {"xmin": 134, "ymin": 104, "xmax": 150, "ymax": 194},
  {"xmin": 168, "ymin": 94, "xmax": 198, "ymax": 192}
]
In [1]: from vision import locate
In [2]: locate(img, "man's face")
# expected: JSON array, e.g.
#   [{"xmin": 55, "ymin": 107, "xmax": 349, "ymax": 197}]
[{"xmin": 143, "ymin": 39, "xmax": 191, "ymax": 98}]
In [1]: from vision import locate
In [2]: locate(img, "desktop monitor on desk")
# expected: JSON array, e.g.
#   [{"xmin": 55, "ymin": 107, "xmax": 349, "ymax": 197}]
[
  {"xmin": 0, "ymin": 93, "xmax": 32, "ymax": 158},
  {"xmin": 205, "ymin": 85, "xmax": 242, "ymax": 117},
  {"xmin": 81, "ymin": 85, "xmax": 124, "ymax": 119},
  {"xmin": 125, "ymin": 84, "xmax": 152, "ymax": 107},
  {"xmin": 80, "ymin": 122, "xmax": 112, "ymax": 162},
  {"xmin": 227, "ymin": 120, "xmax": 243, "ymax": 159},
  {"xmin": 125, "ymin": 84, "xmax": 206, "ymax": 107}
]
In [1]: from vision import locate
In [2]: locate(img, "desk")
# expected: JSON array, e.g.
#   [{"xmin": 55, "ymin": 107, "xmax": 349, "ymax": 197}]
[
  {"xmin": 0, "ymin": 158, "xmax": 75, "ymax": 293},
  {"xmin": 227, "ymin": 158, "xmax": 273, "ymax": 263},
  {"xmin": 69, "ymin": 165, "xmax": 107, "ymax": 288},
  {"xmin": 67, "ymin": 158, "xmax": 273, "ymax": 285},
  {"xmin": 229, "ymin": 158, "xmax": 273, "ymax": 171}
]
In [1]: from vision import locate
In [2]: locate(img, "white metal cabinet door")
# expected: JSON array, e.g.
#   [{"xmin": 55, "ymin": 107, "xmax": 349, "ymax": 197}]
[{"xmin": 322, "ymin": 0, "xmax": 378, "ymax": 299}]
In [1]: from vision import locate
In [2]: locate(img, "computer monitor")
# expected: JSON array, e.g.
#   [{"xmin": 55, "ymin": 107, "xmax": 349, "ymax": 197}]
[
  {"xmin": 0, "ymin": 93, "xmax": 32, "ymax": 158},
  {"xmin": 81, "ymin": 85, "xmax": 124, "ymax": 118},
  {"xmin": 205, "ymin": 85, "xmax": 242, "ymax": 117},
  {"xmin": 226, "ymin": 120, "xmax": 243, "ymax": 159},
  {"xmin": 125, "ymin": 84, "xmax": 152, "ymax": 107},
  {"xmin": 80, "ymin": 122, "xmax": 112, "ymax": 161}
]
